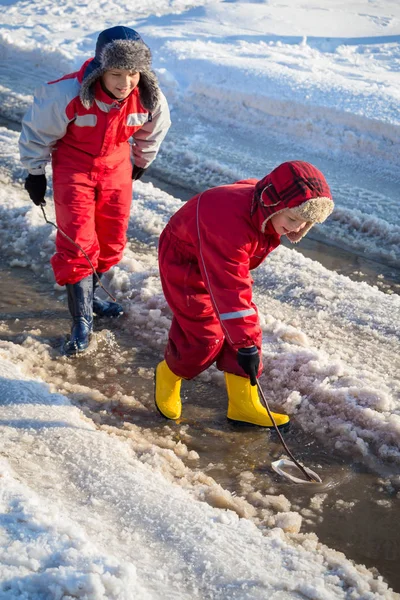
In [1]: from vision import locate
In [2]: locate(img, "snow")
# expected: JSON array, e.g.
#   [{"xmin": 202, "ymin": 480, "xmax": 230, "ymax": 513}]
[
  {"xmin": 0, "ymin": 358, "xmax": 394, "ymax": 598},
  {"xmin": 0, "ymin": 0, "xmax": 400, "ymax": 597}
]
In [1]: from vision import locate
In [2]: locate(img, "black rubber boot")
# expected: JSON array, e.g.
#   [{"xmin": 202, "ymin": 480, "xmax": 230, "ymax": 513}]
[
  {"xmin": 93, "ymin": 272, "xmax": 123, "ymax": 318},
  {"xmin": 64, "ymin": 275, "xmax": 93, "ymax": 356}
]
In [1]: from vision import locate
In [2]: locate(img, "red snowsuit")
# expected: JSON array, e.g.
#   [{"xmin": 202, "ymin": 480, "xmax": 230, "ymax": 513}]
[
  {"xmin": 159, "ymin": 161, "xmax": 333, "ymax": 379},
  {"xmin": 159, "ymin": 180, "xmax": 281, "ymax": 379},
  {"xmin": 19, "ymin": 59, "xmax": 170, "ymax": 285}
]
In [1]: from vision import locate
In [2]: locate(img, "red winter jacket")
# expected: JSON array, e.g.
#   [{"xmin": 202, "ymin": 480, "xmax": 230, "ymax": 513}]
[
  {"xmin": 19, "ymin": 59, "xmax": 171, "ymax": 175},
  {"xmin": 164, "ymin": 179, "xmax": 281, "ymax": 349},
  {"xmin": 162, "ymin": 161, "xmax": 333, "ymax": 351}
]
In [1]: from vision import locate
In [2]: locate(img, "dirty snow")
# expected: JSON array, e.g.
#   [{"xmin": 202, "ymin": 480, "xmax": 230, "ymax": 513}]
[{"xmin": 0, "ymin": 0, "xmax": 400, "ymax": 597}]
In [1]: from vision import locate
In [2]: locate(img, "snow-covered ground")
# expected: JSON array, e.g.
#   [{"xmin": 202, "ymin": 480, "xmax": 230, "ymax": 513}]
[{"xmin": 0, "ymin": 0, "xmax": 400, "ymax": 597}]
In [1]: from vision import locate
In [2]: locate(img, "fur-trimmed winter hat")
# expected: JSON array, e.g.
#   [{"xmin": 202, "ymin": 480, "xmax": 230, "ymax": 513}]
[
  {"xmin": 252, "ymin": 161, "xmax": 334, "ymax": 242},
  {"xmin": 80, "ymin": 26, "xmax": 160, "ymax": 111}
]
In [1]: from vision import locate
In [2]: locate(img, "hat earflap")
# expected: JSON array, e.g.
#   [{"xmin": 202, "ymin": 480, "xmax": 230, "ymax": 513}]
[
  {"xmin": 137, "ymin": 70, "xmax": 160, "ymax": 112},
  {"xmin": 80, "ymin": 65, "xmax": 103, "ymax": 109},
  {"xmin": 287, "ymin": 196, "xmax": 333, "ymax": 243},
  {"xmin": 285, "ymin": 222, "xmax": 314, "ymax": 243}
]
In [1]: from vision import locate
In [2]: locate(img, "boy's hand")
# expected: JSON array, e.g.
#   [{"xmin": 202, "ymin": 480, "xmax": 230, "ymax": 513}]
[
  {"xmin": 132, "ymin": 165, "xmax": 147, "ymax": 181},
  {"xmin": 25, "ymin": 174, "xmax": 47, "ymax": 206},
  {"xmin": 237, "ymin": 346, "xmax": 260, "ymax": 386}
]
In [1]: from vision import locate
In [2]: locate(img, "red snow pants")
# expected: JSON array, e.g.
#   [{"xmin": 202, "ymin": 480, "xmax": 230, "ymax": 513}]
[
  {"xmin": 158, "ymin": 227, "xmax": 263, "ymax": 380},
  {"xmin": 50, "ymin": 142, "xmax": 133, "ymax": 285}
]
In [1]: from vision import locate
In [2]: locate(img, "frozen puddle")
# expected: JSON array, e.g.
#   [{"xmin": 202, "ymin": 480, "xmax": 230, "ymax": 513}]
[{"xmin": 0, "ymin": 262, "xmax": 399, "ymax": 593}]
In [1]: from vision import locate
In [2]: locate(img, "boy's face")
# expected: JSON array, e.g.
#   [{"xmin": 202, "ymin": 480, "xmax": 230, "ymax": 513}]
[
  {"xmin": 270, "ymin": 209, "xmax": 308, "ymax": 237},
  {"xmin": 101, "ymin": 69, "xmax": 140, "ymax": 100}
]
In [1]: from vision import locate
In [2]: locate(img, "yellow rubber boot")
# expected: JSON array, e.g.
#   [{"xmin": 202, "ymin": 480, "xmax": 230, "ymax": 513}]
[
  {"xmin": 225, "ymin": 372, "xmax": 290, "ymax": 428},
  {"xmin": 155, "ymin": 360, "xmax": 182, "ymax": 420}
]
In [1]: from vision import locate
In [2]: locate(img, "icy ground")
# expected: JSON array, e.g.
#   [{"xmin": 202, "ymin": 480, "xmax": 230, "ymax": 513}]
[{"xmin": 0, "ymin": 0, "xmax": 400, "ymax": 597}]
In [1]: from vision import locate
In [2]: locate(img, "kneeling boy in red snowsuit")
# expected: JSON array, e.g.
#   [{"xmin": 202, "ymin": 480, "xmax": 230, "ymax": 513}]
[
  {"xmin": 156, "ymin": 161, "xmax": 334, "ymax": 427},
  {"xmin": 19, "ymin": 26, "xmax": 171, "ymax": 356}
]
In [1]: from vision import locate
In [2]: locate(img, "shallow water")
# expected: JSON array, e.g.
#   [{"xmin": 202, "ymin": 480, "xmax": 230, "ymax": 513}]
[{"xmin": 1, "ymin": 263, "xmax": 399, "ymax": 593}]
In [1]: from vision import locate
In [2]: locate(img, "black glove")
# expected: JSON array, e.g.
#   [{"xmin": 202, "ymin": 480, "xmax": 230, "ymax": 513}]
[
  {"xmin": 24, "ymin": 173, "xmax": 47, "ymax": 206},
  {"xmin": 237, "ymin": 346, "xmax": 260, "ymax": 386},
  {"xmin": 132, "ymin": 165, "xmax": 147, "ymax": 181}
]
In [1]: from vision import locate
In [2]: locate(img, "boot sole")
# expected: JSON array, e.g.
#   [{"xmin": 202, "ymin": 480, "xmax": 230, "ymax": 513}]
[
  {"xmin": 93, "ymin": 311, "xmax": 124, "ymax": 319},
  {"xmin": 227, "ymin": 417, "xmax": 291, "ymax": 432}
]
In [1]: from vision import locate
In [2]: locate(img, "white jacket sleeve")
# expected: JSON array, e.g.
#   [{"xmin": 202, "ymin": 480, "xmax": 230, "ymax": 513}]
[
  {"xmin": 19, "ymin": 79, "xmax": 77, "ymax": 175},
  {"xmin": 131, "ymin": 90, "xmax": 171, "ymax": 169}
]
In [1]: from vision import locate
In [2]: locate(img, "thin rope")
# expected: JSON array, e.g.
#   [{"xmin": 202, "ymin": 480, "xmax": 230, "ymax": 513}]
[
  {"xmin": 40, "ymin": 205, "xmax": 116, "ymax": 302},
  {"xmin": 256, "ymin": 380, "xmax": 317, "ymax": 482}
]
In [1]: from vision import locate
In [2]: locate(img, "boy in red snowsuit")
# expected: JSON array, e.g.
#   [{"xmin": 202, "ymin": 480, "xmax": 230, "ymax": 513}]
[
  {"xmin": 19, "ymin": 26, "xmax": 171, "ymax": 356},
  {"xmin": 156, "ymin": 161, "xmax": 334, "ymax": 427}
]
